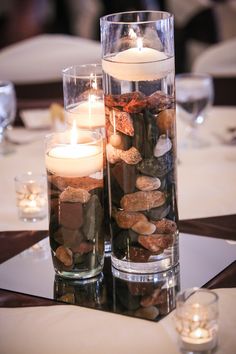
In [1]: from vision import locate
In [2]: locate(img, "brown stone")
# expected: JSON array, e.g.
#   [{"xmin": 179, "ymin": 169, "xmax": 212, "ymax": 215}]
[
  {"xmin": 147, "ymin": 91, "xmax": 174, "ymax": 113},
  {"xmin": 152, "ymin": 219, "xmax": 177, "ymax": 234},
  {"xmin": 55, "ymin": 246, "xmax": 73, "ymax": 266},
  {"xmin": 156, "ymin": 109, "xmax": 175, "ymax": 138},
  {"xmin": 110, "ymin": 109, "xmax": 134, "ymax": 136},
  {"xmin": 60, "ymin": 186, "xmax": 91, "ymax": 203},
  {"xmin": 134, "ymin": 306, "xmax": 159, "ymax": 320},
  {"xmin": 131, "ymin": 221, "xmax": 156, "ymax": 235},
  {"xmin": 135, "ymin": 176, "xmax": 161, "ymax": 191},
  {"xmin": 59, "ymin": 201, "xmax": 83, "ymax": 229},
  {"xmin": 112, "ymin": 162, "xmax": 136, "ymax": 193},
  {"xmin": 140, "ymin": 288, "xmax": 167, "ymax": 307},
  {"xmin": 121, "ymin": 147, "xmax": 142, "ymax": 165},
  {"xmin": 120, "ymin": 191, "xmax": 166, "ymax": 212},
  {"xmin": 49, "ymin": 175, "xmax": 103, "ymax": 192},
  {"xmin": 138, "ymin": 234, "xmax": 173, "ymax": 253},
  {"xmin": 129, "ymin": 246, "xmax": 151, "ymax": 262},
  {"xmin": 72, "ymin": 241, "xmax": 93, "ymax": 254},
  {"xmin": 54, "ymin": 227, "xmax": 84, "ymax": 248},
  {"xmin": 115, "ymin": 210, "xmax": 148, "ymax": 228},
  {"xmin": 128, "ymin": 282, "xmax": 154, "ymax": 296}
]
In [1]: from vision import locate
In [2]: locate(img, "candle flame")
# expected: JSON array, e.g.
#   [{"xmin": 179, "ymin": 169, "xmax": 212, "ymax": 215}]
[{"xmin": 70, "ymin": 120, "xmax": 78, "ymax": 145}]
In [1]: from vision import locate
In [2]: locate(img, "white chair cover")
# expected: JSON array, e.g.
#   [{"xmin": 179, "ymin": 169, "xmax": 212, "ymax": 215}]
[
  {"xmin": 192, "ymin": 37, "xmax": 236, "ymax": 77},
  {"xmin": 0, "ymin": 34, "xmax": 101, "ymax": 84}
]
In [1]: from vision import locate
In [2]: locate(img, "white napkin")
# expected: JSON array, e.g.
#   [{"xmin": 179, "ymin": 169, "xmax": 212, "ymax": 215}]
[
  {"xmin": 20, "ymin": 109, "xmax": 52, "ymax": 130},
  {"xmin": 0, "ymin": 288, "xmax": 235, "ymax": 354},
  {"xmin": 7, "ymin": 127, "xmax": 49, "ymax": 145}
]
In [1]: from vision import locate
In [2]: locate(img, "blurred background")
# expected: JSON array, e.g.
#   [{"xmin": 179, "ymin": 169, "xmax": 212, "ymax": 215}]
[
  {"xmin": 0, "ymin": 0, "xmax": 235, "ymax": 73},
  {"xmin": 0, "ymin": 0, "xmax": 235, "ymax": 105}
]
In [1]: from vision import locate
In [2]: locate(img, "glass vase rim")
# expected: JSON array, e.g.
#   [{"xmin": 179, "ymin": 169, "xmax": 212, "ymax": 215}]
[
  {"xmin": 175, "ymin": 72, "xmax": 213, "ymax": 82},
  {"xmin": 14, "ymin": 171, "xmax": 46, "ymax": 183},
  {"xmin": 62, "ymin": 63, "xmax": 102, "ymax": 79},
  {"xmin": 176, "ymin": 287, "xmax": 219, "ymax": 306},
  {"xmin": 45, "ymin": 129, "xmax": 103, "ymax": 146},
  {"xmin": 100, "ymin": 10, "xmax": 173, "ymax": 25}
]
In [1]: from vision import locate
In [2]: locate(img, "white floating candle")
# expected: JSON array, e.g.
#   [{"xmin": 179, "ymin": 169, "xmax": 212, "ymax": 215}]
[
  {"xmin": 45, "ymin": 144, "xmax": 103, "ymax": 177},
  {"xmin": 66, "ymin": 99, "xmax": 105, "ymax": 129},
  {"xmin": 102, "ymin": 37, "xmax": 174, "ymax": 81}
]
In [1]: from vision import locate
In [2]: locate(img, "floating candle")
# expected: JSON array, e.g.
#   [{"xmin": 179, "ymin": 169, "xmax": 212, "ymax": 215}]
[
  {"xmin": 66, "ymin": 99, "xmax": 105, "ymax": 129},
  {"xmin": 45, "ymin": 127, "xmax": 103, "ymax": 177},
  {"xmin": 102, "ymin": 37, "xmax": 174, "ymax": 81}
]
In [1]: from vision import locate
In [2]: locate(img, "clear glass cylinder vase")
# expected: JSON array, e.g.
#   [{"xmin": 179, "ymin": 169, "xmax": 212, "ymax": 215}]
[{"xmin": 100, "ymin": 11, "xmax": 178, "ymax": 273}]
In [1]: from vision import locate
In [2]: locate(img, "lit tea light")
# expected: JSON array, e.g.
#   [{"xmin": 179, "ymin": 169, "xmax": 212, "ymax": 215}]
[
  {"xmin": 15, "ymin": 172, "xmax": 47, "ymax": 222},
  {"xmin": 45, "ymin": 124, "xmax": 103, "ymax": 177},
  {"xmin": 180, "ymin": 326, "xmax": 215, "ymax": 352},
  {"xmin": 102, "ymin": 32, "xmax": 174, "ymax": 81},
  {"xmin": 175, "ymin": 289, "xmax": 219, "ymax": 353}
]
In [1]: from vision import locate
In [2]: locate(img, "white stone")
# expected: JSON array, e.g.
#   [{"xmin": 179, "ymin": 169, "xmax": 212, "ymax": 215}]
[{"xmin": 153, "ymin": 135, "xmax": 172, "ymax": 157}]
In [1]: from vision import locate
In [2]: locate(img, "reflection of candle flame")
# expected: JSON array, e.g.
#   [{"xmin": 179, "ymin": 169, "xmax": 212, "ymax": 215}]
[
  {"xmin": 128, "ymin": 28, "xmax": 137, "ymax": 39},
  {"xmin": 190, "ymin": 328, "xmax": 209, "ymax": 339},
  {"xmin": 137, "ymin": 37, "xmax": 143, "ymax": 51},
  {"xmin": 70, "ymin": 120, "xmax": 77, "ymax": 145}
]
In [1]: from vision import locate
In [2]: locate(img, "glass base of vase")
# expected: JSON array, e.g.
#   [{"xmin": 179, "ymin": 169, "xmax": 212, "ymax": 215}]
[
  {"xmin": 111, "ymin": 254, "xmax": 178, "ymax": 274},
  {"xmin": 54, "ymin": 265, "xmax": 104, "ymax": 280}
]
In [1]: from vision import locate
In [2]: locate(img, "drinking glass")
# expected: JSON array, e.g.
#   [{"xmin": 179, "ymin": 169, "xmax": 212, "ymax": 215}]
[
  {"xmin": 0, "ymin": 81, "xmax": 16, "ymax": 155},
  {"xmin": 176, "ymin": 73, "xmax": 214, "ymax": 148}
]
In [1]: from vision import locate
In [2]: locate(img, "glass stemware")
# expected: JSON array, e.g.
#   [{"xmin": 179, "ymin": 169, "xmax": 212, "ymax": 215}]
[
  {"xmin": 0, "ymin": 80, "xmax": 16, "ymax": 155},
  {"xmin": 176, "ymin": 73, "xmax": 214, "ymax": 148}
]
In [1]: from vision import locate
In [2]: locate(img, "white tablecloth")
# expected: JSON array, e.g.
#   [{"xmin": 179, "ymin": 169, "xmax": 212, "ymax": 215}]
[
  {"xmin": 0, "ymin": 106, "xmax": 236, "ymax": 231},
  {"xmin": 0, "ymin": 288, "xmax": 235, "ymax": 354}
]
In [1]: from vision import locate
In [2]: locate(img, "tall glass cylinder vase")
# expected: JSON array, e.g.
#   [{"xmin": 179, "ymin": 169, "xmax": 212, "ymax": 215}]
[{"xmin": 100, "ymin": 11, "xmax": 178, "ymax": 274}]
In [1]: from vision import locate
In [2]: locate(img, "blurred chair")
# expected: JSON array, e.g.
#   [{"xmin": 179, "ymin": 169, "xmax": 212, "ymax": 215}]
[
  {"xmin": 0, "ymin": 34, "xmax": 101, "ymax": 100},
  {"xmin": 192, "ymin": 37, "xmax": 236, "ymax": 106}
]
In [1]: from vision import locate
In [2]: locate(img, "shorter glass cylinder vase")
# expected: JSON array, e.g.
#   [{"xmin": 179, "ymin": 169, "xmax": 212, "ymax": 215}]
[
  {"xmin": 63, "ymin": 64, "xmax": 105, "ymax": 131},
  {"xmin": 45, "ymin": 130, "xmax": 104, "ymax": 279}
]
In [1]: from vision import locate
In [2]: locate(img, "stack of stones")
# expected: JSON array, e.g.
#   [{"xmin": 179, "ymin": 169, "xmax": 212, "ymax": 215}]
[
  {"xmin": 114, "ymin": 270, "xmax": 179, "ymax": 320},
  {"xmin": 105, "ymin": 89, "xmax": 178, "ymax": 263},
  {"xmin": 48, "ymin": 174, "xmax": 104, "ymax": 274}
]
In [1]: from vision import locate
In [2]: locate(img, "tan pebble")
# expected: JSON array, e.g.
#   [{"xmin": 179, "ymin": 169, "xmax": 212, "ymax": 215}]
[
  {"xmin": 55, "ymin": 246, "xmax": 73, "ymax": 266},
  {"xmin": 131, "ymin": 221, "xmax": 156, "ymax": 235},
  {"xmin": 152, "ymin": 219, "xmax": 177, "ymax": 234},
  {"xmin": 120, "ymin": 147, "xmax": 142, "ymax": 165},
  {"xmin": 134, "ymin": 306, "xmax": 159, "ymax": 320},
  {"xmin": 110, "ymin": 109, "xmax": 134, "ymax": 136},
  {"xmin": 120, "ymin": 191, "xmax": 166, "ymax": 212},
  {"xmin": 136, "ymin": 175, "xmax": 161, "ymax": 191},
  {"xmin": 60, "ymin": 186, "xmax": 91, "ymax": 203},
  {"xmin": 138, "ymin": 234, "xmax": 173, "ymax": 253},
  {"xmin": 106, "ymin": 143, "xmax": 121, "ymax": 164},
  {"xmin": 109, "ymin": 134, "xmax": 122, "ymax": 147},
  {"xmin": 115, "ymin": 210, "xmax": 147, "ymax": 229},
  {"xmin": 157, "ymin": 109, "xmax": 175, "ymax": 138},
  {"xmin": 141, "ymin": 288, "xmax": 167, "ymax": 307}
]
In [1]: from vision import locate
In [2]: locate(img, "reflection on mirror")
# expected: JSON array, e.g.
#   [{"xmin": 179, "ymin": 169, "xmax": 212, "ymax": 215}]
[{"xmin": 54, "ymin": 263, "xmax": 180, "ymax": 322}]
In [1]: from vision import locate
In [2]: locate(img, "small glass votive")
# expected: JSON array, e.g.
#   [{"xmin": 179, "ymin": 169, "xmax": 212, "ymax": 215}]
[
  {"xmin": 45, "ymin": 129, "xmax": 105, "ymax": 279},
  {"xmin": 62, "ymin": 64, "xmax": 105, "ymax": 130},
  {"xmin": 15, "ymin": 172, "xmax": 47, "ymax": 222},
  {"xmin": 175, "ymin": 288, "xmax": 219, "ymax": 353}
]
